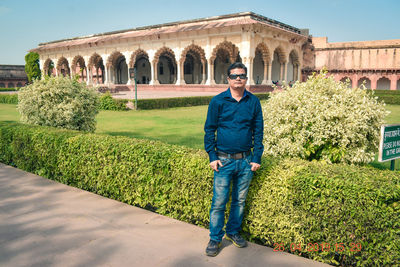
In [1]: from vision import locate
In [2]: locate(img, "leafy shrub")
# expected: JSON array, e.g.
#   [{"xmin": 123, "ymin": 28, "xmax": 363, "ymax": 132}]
[
  {"xmin": 0, "ymin": 94, "xmax": 18, "ymax": 104},
  {"xmin": 17, "ymin": 76, "xmax": 99, "ymax": 132},
  {"xmin": 262, "ymin": 71, "xmax": 388, "ymax": 164},
  {"xmin": 99, "ymin": 92, "xmax": 128, "ymax": 110},
  {"xmin": 0, "ymin": 122, "xmax": 399, "ymax": 266}
]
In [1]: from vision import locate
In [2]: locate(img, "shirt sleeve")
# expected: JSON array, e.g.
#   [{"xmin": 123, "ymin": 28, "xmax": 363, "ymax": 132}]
[
  {"xmin": 204, "ymin": 98, "xmax": 219, "ymax": 162},
  {"xmin": 252, "ymin": 98, "xmax": 264, "ymax": 164}
]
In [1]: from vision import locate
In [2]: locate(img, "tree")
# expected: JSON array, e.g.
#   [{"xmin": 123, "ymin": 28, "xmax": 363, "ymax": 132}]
[
  {"xmin": 24, "ymin": 52, "xmax": 41, "ymax": 83},
  {"xmin": 262, "ymin": 71, "xmax": 388, "ymax": 164}
]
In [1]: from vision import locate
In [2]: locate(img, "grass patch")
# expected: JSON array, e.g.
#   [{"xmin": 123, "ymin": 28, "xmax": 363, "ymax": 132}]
[
  {"xmin": 96, "ymin": 106, "xmax": 208, "ymax": 149},
  {"xmin": 1, "ymin": 103, "xmax": 400, "ymax": 169}
]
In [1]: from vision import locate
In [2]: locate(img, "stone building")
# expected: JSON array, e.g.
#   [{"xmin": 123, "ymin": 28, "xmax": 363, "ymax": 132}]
[
  {"xmin": 30, "ymin": 12, "xmax": 308, "ymax": 92},
  {"xmin": 30, "ymin": 11, "xmax": 400, "ymax": 92},
  {"xmin": 304, "ymin": 37, "xmax": 400, "ymax": 90},
  {"xmin": 0, "ymin": 65, "xmax": 28, "ymax": 88}
]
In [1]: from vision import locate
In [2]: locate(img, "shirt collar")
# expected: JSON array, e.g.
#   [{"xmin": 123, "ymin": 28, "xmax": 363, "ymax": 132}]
[{"xmin": 224, "ymin": 88, "xmax": 249, "ymax": 101}]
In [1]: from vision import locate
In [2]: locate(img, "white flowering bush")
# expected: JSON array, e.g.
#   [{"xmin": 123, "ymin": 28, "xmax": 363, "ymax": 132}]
[
  {"xmin": 262, "ymin": 71, "xmax": 388, "ymax": 164},
  {"xmin": 18, "ymin": 76, "xmax": 99, "ymax": 132}
]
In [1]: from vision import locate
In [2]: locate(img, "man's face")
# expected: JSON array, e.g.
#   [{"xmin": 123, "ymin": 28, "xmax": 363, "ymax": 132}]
[{"xmin": 227, "ymin": 68, "xmax": 247, "ymax": 90}]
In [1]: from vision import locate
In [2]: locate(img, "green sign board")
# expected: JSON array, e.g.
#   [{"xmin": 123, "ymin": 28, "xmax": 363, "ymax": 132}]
[{"xmin": 379, "ymin": 124, "xmax": 400, "ymax": 162}]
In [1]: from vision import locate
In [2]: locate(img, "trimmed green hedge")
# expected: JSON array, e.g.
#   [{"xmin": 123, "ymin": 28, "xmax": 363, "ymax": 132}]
[
  {"xmin": 137, "ymin": 95, "xmax": 214, "ymax": 110},
  {"xmin": 0, "ymin": 94, "xmax": 18, "ymax": 104},
  {"xmin": 0, "ymin": 122, "xmax": 399, "ymax": 266},
  {"xmin": 368, "ymin": 89, "xmax": 400, "ymax": 105},
  {"xmin": 0, "ymin": 88, "xmax": 18, "ymax": 92},
  {"xmin": 98, "ymin": 93, "xmax": 270, "ymax": 111},
  {"xmin": 136, "ymin": 93, "xmax": 270, "ymax": 110}
]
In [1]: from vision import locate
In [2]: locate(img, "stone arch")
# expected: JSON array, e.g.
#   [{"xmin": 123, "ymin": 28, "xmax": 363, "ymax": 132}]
[
  {"xmin": 397, "ymin": 79, "xmax": 400, "ymax": 90},
  {"xmin": 210, "ymin": 41, "xmax": 240, "ymax": 63},
  {"xmin": 376, "ymin": 77, "xmax": 391, "ymax": 90},
  {"xmin": 88, "ymin": 53, "xmax": 105, "ymax": 84},
  {"xmin": 287, "ymin": 50, "xmax": 300, "ymax": 82},
  {"xmin": 107, "ymin": 51, "xmax": 128, "ymax": 84},
  {"xmin": 340, "ymin": 76, "xmax": 352, "ymax": 88},
  {"xmin": 7, "ymin": 82, "xmax": 15, "ymax": 88},
  {"xmin": 71, "ymin": 55, "xmax": 86, "ymax": 82},
  {"xmin": 107, "ymin": 51, "xmax": 123, "ymax": 67},
  {"xmin": 253, "ymin": 43, "xmax": 271, "ymax": 85},
  {"xmin": 0, "ymin": 83, "xmax": 5, "ymax": 87},
  {"xmin": 274, "ymin": 46, "xmax": 287, "ymax": 63},
  {"xmin": 271, "ymin": 46, "xmax": 286, "ymax": 82},
  {"xmin": 358, "ymin": 77, "xmax": 371, "ymax": 89},
  {"xmin": 181, "ymin": 44, "xmax": 206, "ymax": 84},
  {"xmin": 16, "ymin": 82, "xmax": 23, "ymax": 87},
  {"xmin": 56, "ymin": 57, "xmax": 70, "ymax": 77},
  {"xmin": 43, "ymin": 58, "xmax": 55, "ymax": 76},
  {"xmin": 154, "ymin": 47, "xmax": 177, "ymax": 84},
  {"xmin": 211, "ymin": 41, "xmax": 241, "ymax": 84},
  {"xmin": 130, "ymin": 49, "xmax": 151, "ymax": 84}
]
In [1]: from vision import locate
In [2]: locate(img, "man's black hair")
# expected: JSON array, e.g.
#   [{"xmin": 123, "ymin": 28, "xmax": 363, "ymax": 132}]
[{"xmin": 227, "ymin": 62, "xmax": 247, "ymax": 76}]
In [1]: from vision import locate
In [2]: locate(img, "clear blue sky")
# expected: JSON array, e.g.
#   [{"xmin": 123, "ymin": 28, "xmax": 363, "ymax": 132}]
[{"xmin": 1, "ymin": 0, "xmax": 398, "ymax": 65}]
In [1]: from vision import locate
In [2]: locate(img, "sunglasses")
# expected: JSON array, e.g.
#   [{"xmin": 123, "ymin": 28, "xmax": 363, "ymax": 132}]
[{"xmin": 228, "ymin": 74, "xmax": 247, "ymax": 80}]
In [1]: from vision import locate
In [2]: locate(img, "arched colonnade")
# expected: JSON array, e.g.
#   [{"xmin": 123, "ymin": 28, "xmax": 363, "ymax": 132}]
[
  {"xmin": 41, "ymin": 41, "xmax": 302, "ymax": 86},
  {"xmin": 335, "ymin": 73, "xmax": 400, "ymax": 90}
]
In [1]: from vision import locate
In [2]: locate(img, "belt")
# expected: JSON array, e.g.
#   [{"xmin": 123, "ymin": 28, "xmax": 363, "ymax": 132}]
[{"xmin": 217, "ymin": 151, "xmax": 251, "ymax": 160}]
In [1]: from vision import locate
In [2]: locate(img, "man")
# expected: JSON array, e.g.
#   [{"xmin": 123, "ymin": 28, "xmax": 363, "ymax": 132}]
[{"xmin": 204, "ymin": 62, "xmax": 264, "ymax": 256}]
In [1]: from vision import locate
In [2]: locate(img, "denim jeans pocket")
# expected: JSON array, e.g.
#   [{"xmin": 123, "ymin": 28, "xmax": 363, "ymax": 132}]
[
  {"xmin": 219, "ymin": 157, "xmax": 232, "ymax": 168},
  {"xmin": 244, "ymin": 156, "xmax": 251, "ymax": 166}
]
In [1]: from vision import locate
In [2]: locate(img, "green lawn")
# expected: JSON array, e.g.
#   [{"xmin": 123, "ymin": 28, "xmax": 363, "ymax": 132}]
[
  {"xmin": 96, "ymin": 106, "xmax": 208, "ymax": 149},
  {"xmin": 1, "ymin": 103, "xmax": 399, "ymax": 169},
  {"xmin": 0, "ymin": 103, "xmax": 208, "ymax": 149}
]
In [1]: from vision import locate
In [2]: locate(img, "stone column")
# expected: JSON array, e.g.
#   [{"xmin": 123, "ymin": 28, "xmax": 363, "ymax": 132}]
[
  {"xmin": 371, "ymin": 75, "xmax": 377, "ymax": 90},
  {"xmin": 297, "ymin": 64, "xmax": 301, "ymax": 82},
  {"xmin": 280, "ymin": 63, "xmax": 284, "ymax": 82},
  {"xmin": 86, "ymin": 67, "xmax": 91, "ymax": 85},
  {"xmin": 68, "ymin": 59, "xmax": 73, "ymax": 79},
  {"xmin": 108, "ymin": 67, "xmax": 113, "ymax": 84},
  {"xmin": 151, "ymin": 60, "xmax": 159, "ymax": 85},
  {"xmin": 206, "ymin": 59, "xmax": 215, "ymax": 85},
  {"xmin": 390, "ymin": 74, "xmax": 397, "ymax": 90},
  {"xmin": 261, "ymin": 60, "xmax": 268, "ymax": 84},
  {"xmin": 352, "ymin": 74, "xmax": 358, "ymax": 89},
  {"xmin": 126, "ymin": 67, "xmax": 130, "ymax": 85},
  {"xmin": 123, "ymin": 52, "xmax": 131, "ymax": 85},
  {"xmin": 201, "ymin": 61, "xmax": 206, "ymax": 84},
  {"xmin": 176, "ymin": 60, "xmax": 184, "ymax": 85},
  {"xmin": 243, "ymin": 57, "xmax": 254, "ymax": 85},
  {"xmin": 267, "ymin": 60, "xmax": 273, "ymax": 85},
  {"xmin": 283, "ymin": 62, "xmax": 288, "ymax": 82},
  {"xmin": 104, "ymin": 66, "xmax": 109, "ymax": 85}
]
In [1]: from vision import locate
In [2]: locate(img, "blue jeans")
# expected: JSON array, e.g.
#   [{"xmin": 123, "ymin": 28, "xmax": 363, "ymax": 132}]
[{"xmin": 209, "ymin": 154, "xmax": 254, "ymax": 242}]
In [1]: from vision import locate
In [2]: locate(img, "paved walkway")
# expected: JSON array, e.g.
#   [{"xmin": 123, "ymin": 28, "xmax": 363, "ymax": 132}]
[{"xmin": 0, "ymin": 163, "xmax": 329, "ymax": 267}]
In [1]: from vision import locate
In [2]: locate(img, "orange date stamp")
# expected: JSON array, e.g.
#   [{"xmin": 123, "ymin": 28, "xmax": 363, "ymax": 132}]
[{"xmin": 273, "ymin": 242, "xmax": 362, "ymax": 253}]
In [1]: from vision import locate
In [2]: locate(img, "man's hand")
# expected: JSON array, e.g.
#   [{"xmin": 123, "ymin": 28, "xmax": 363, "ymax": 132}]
[
  {"xmin": 250, "ymin": 162, "xmax": 261, "ymax": 172},
  {"xmin": 210, "ymin": 160, "xmax": 223, "ymax": 172}
]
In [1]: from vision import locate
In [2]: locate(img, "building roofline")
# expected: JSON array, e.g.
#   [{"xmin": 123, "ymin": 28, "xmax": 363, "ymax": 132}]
[
  {"xmin": 0, "ymin": 64, "xmax": 25, "ymax": 68},
  {"xmin": 38, "ymin": 11, "xmax": 302, "ymax": 46}
]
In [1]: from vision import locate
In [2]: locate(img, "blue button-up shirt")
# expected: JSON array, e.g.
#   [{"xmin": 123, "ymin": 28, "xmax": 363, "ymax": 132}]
[{"xmin": 204, "ymin": 88, "xmax": 264, "ymax": 164}]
